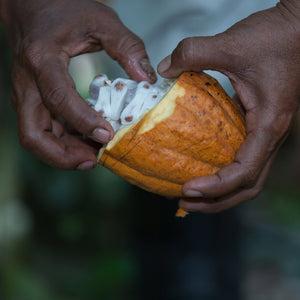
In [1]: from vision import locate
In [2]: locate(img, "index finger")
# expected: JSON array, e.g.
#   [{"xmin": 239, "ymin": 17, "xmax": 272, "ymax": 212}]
[{"xmin": 35, "ymin": 53, "xmax": 114, "ymax": 144}]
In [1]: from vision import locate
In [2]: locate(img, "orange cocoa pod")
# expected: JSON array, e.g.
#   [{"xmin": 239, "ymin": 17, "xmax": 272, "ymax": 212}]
[{"xmin": 97, "ymin": 72, "xmax": 246, "ymax": 197}]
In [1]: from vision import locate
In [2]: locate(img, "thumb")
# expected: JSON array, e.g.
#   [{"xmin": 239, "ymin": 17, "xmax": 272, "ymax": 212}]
[{"xmin": 158, "ymin": 36, "xmax": 232, "ymax": 78}]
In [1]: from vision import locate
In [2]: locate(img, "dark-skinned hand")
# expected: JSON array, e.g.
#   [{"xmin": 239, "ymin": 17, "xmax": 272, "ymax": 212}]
[
  {"xmin": 158, "ymin": 0, "xmax": 300, "ymax": 213},
  {"xmin": 0, "ymin": 0, "xmax": 156, "ymax": 170}
]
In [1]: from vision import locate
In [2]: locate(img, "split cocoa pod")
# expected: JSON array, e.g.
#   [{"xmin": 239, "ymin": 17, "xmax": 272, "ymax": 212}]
[{"xmin": 87, "ymin": 72, "xmax": 246, "ymax": 197}]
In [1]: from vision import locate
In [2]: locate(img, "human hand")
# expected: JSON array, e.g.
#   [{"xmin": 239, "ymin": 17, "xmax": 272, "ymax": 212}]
[
  {"xmin": 158, "ymin": 0, "xmax": 300, "ymax": 213},
  {"xmin": 0, "ymin": 0, "xmax": 156, "ymax": 169}
]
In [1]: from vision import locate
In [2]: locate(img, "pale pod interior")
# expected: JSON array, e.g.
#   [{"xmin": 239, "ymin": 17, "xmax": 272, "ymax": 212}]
[{"xmin": 87, "ymin": 74, "xmax": 174, "ymax": 133}]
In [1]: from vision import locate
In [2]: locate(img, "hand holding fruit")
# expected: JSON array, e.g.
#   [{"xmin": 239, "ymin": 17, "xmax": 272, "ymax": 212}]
[
  {"xmin": 158, "ymin": 0, "xmax": 300, "ymax": 212},
  {"xmin": 0, "ymin": 0, "xmax": 156, "ymax": 169}
]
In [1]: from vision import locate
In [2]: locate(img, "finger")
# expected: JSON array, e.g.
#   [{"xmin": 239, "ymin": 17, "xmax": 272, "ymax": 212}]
[
  {"xmin": 51, "ymin": 118, "xmax": 64, "ymax": 138},
  {"xmin": 18, "ymin": 100, "xmax": 98, "ymax": 170},
  {"xmin": 182, "ymin": 105, "xmax": 293, "ymax": 200},
  {"xmin": 51, "ymin": 118, "xmax": 99, "ymax": 155},
  {"xmin": 179, "ymin": 149, "xmax": 277, "ymax": 213},
  {"xmin": 182, "ymin": 128, "xmax": 273, "ymax": 199},
  {"xmin": 157, "ymin": 36, "xmax": 233, "ymax": 78},
  {"xmin": 15, "ymin": 71, "xmax": 98, "ymax": 170},
  {"xmin": 60, "ymin": 134, "xmax": 99, "ymax": 156},
  {"xmin": 33, "ymin": 53, "xmax": 114, "ymax": 144},
  {"xmin": 92, "ymin": 9, "xmax": 157, "ymax": 83}
]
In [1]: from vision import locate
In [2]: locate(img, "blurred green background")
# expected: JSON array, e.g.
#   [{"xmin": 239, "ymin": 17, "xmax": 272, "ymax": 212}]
[{"xmin": 1, "ymin": 12, "xmax": 300, "ymax": 300}]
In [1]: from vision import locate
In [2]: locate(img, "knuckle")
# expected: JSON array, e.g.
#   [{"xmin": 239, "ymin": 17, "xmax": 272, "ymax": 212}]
[
  {"xmin": 270, "ymin": 114, "xmax": 294, "ymax": 137},
  {"xmin": 258, "ymin": 109, "xmax": 296, "ymax": 143},
  {"xmin": 110, "ymin": 36, "xmax": 146, "ymax": 66},
  {"xmin": 241, "ymin": 166, "xmax": 258, "ymax": 188},
  {"xmin": 72, "ymin": 111, "xmax": 89, "ymax": 133},
  {"xmin": 19, "ymin": 130, "xmax": 38, "ymax": 151},
  {"xmin": 117, "ymin": 34, "xmax": 145, "ymax": 58},
  {"xmin": 45, "ymin": 87, "xmax": 67, "ymax": 114},
  {"xmin": 80, "ymin": 109, "xmax": 103, "ymax": 135},
  {"xmin": 176, "ymin": 38, "xmax": 196, "ymax": 67},
  {"xmin": 23, "ymin": 41, "xmax": 43, "ymax": 68}
]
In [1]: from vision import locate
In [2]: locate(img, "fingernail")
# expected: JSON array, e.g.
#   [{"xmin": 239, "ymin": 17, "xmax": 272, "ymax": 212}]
[
  {"xmin": 77, "ymin": 161, "xmax": 96, "ymax": 170},
  {"xmin": 183, "ymin": 190, "xmax": 204, "ymax": 198},
  {"xmin": 139, "ymin": 58, "xmax": 157, "ymax": 83},
  {"xmin": 157, "ymin": 55, "xmax": 171, "ymax": 74},
  {"xmin": 92, "ymin": 128, "xmax": 112, "ymax": 143}
]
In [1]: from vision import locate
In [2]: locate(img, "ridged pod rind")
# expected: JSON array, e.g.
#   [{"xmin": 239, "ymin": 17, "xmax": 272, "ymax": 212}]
[{"xmin": 98, "ymin": 72, "xmax": 246, "ymax": 197}]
